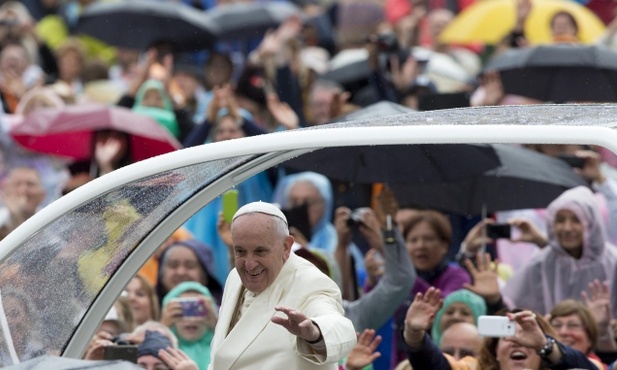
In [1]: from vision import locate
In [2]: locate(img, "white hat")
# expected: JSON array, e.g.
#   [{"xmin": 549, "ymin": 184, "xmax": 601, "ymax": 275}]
[{"xmin": 232, "ymin": 201, "xmax": 287, "ymax": 225}]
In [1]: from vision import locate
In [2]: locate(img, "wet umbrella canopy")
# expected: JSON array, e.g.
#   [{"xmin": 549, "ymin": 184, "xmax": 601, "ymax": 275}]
[
  {"xmin": 9, "ymin": 104, "xmax": 181, "ymax": 162},
  {"xmin": 208, "ymin": 2, "xmax": 303, "ymax": 41},
  {"xmin": 2, "ymin": 105, "xmax": 617, "ymax": 364},
  {"xmin": 391, "ymin": 144, "xmax": 588, "ymax": 215},
  {"xmin": 485, "ymin": 44, "xmax": 617, "ymax": 103},
  {"xmin": 74, "ymin": 0, "xmax": 219, "ymax": 52}
]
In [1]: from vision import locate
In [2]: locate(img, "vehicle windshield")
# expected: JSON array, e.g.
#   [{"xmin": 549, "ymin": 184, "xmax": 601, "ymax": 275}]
[{"xmin": 0, "ymin": 154, "xmax": 255, "ymax": 365}]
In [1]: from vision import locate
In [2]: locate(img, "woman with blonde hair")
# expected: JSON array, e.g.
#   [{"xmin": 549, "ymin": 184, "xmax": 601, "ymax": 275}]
[{"xmin": 124, "ymin": 274, "xmax": 160, "ymax": 327}]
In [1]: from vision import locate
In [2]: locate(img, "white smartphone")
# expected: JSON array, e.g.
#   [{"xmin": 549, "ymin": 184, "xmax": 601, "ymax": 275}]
[{"xmin": 477, "ymin": 315, "xmax": 516, "ymax": 337}]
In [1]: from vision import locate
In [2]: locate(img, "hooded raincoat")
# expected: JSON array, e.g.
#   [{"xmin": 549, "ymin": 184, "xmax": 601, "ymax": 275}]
[
  {"xmin": 162, "ymin": 281, "xmax": 217, "ymax": 370},
  {"xmin": 502, "ymin": 186, "xmax": 617, "ymax": 317}
]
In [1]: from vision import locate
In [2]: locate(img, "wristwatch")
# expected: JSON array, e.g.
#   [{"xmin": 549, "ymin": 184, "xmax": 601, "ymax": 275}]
[{"xmin": 536, "ymin": 335, "xmax": 556, "ymax": 357}]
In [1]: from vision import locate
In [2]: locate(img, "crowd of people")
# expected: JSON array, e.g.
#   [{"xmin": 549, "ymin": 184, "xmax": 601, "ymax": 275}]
[{"xmin": 1, "ymin": 0, "xmax": 617, "ymax": 369}]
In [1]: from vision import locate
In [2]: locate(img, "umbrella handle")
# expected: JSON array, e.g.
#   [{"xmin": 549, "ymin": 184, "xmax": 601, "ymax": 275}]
[{"xmin": 480, "ymin": 203, "xmax": 487, "ymax": 254}]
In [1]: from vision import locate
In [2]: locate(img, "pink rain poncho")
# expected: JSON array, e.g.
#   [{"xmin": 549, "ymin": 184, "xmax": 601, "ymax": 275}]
[{"xmin": 502, "ymin": 186, "xmax": 617, "ymax": 317}]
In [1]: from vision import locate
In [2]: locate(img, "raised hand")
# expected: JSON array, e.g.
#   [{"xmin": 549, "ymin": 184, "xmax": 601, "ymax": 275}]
[
  {"xmin": 217, "ymin": 212, "xmax": 232, "ymax": 249},
  {"xmin": 461, "ymin": 219, "xmax": 495, "ymax": 255},
  {"xmin": 505, "ymin": 310, "xmax": 546, "ymax": 351},
  {"xmin": 160, "ymin": 300, "xmax": 184, "ymax": 328},
  {"xmin": 267, "ymin": 93, "xmax": 299, "ymax": 130},
  {"xmin": 389, "ymin": 54, "xmax": 419, "ymax": 93},
  {"xmin": 159, "ymin": 347, "xmax": 199, "ymax": 370},
  {"xmin": 515, "ymin": 0, "xmax": 532, "ymax": 31},
  {"xmin": 403, "ymin": 287, "xmax": 443, "ymax": 347},
  {"xmin": 334, "ymin": 207, "xmax": 353, "ymax": 247},
  {"xmin": 364, "ymin": 249, "xmax": 385, "ymax": 287},
  {"xmin": 202, "ymin": 298, "xmax": 219, "ymax": 330},
  {"xmin": 95, "ymin": 136, "xmax": 124, "ymax": 175},
  {"xmin": 574, "ymin": 150, "xmax": 606, "ymax": 184},
  {"xmin": 271, "ymin": 306, "xmax": 321, "ymax": 342},
  {"xmin": 83, "ymin": 330, "xmax": 114, "ymax": 360},
  {"xmin": 479, "ymin": 71, "xmax": 505, "ymax": 106},
  {"xmin": 375, "ymin": 187, "xmax": 399, "ymax": 231},
  {"xmin": 345, "ymin": 329, "xmax": 382, "ymax": 370},
  {"xmin": 357, "ymin": 208, "xmax": 384, "ymax": 252},
  {"xmin": 463, "ymin": 253, "xmax": 501, "ymax": 305},
  {"xmin": 276, "ymin": 15, "xmax": 302, "ymax": 44},
  {"xmin": 508, "ymin": 217, "xmax": 548, "ymax": 247},
  {"xmin": 582, "ymin": 279, "xmax": 612, "ymax": 327}
]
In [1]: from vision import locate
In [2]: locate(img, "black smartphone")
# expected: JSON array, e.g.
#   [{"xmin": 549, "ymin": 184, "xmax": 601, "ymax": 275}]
[
  {"xmin": 282, "ymin": 203, "xmax": 312, "ymax": 241},
  {"xmin": 103, "ymin": 345, "xmax": 138, "ymax": 363},
  {"xmin": 557, "ymin": 153, "xmax": 586, "ymax": 169},
  {"xmin": 486, "ymin": 223, "xmax": 511, "ymax": 239}
]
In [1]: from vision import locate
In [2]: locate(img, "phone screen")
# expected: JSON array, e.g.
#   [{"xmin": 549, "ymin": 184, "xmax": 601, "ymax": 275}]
[
  {"xmin": 282, "ymin": 203, "xmax": 313, "ymax": 241},
  {"xmin": 487, "ymin": 223, "xmax": 511, "ymax": 239},
  {"xmin": 103, "ymin": 345, "xmax": 138, "ymax": 363},
  {"xmin": 557, "ymin": 154, "xmax": 586, "ymax": 169},
  {"xmin": 222, "ymin": 189, "xmax": 239, "ymax": 223},
  {"xmin": 179, "ymin": 298, "xmax": 207, "ymax": 317}
]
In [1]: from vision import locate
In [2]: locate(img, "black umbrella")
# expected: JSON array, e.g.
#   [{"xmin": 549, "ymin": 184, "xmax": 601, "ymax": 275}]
[
  {"xmin": 74, "ymin": 0, "xmax": 219, "ymax": 52},
  {"xmin": 485, "ymin": 44, "xmax": 617, "ymax": 103},
  {"xmin": 283, "ymin": 143, "xmax": 501, "ymax": 184},
  {"xmin": 208, "ymin": 2, "xmax": 303, "ymax": 41},
  {"xmin": 391, "ymin": 144, "xmax": 588, "ymax": 215}
]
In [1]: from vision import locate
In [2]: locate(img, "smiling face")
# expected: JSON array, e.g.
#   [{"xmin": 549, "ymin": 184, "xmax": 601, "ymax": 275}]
[
  {"xmin": 495, "ymin": 323, "xmax": 542, "ymax": 370},
  {"xmin": 161, "ymin": 246, "xmax": 206, "ymax": 293},
  {"xmin": 554, "ymin": 209, "xmax": 584, "ymax": 257},
  {"xmin": 550, "ymin": 313, "xmax": 592, "ymax": 354},
  {"xmin": 174, "ymin": 291, "xmax": 208, "ymax": 341},
  {"xmin": 405, "ymin": 220, "xmax": 448, "ymax": 272},
  {"xmin": 125, "ymin": 277, "xmax": 154, "ymax": 325},
  {"xmin": 232, "ymin": 213, "xmax": 293, "ymax": 294}
]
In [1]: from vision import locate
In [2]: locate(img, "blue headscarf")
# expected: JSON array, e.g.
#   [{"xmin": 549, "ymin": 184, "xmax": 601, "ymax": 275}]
[{"xmin": 273, "ymin": 171, "xmax": 336, "ymax": 253}]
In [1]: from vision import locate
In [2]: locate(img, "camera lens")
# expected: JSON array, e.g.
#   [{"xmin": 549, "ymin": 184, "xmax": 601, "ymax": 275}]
[{"xmin": 111, "ymin": 335, "xmax": 131, "ymax": 345}]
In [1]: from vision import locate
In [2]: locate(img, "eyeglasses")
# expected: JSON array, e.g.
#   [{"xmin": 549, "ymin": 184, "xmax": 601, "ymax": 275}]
[{"xmin": 551, "ymin": 321, "xmax": 585, "ymax": 331}]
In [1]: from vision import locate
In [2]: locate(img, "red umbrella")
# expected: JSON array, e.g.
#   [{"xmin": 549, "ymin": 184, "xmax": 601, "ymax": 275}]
[{"xmin": 9, "ymin": 104, "xmax": 182, "ymax": 162}]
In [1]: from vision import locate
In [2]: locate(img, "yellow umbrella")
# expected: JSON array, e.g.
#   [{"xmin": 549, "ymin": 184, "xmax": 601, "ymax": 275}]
[{"xmin": 439, "ymin": 0, "xmax": 605, "ymax": 45}]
